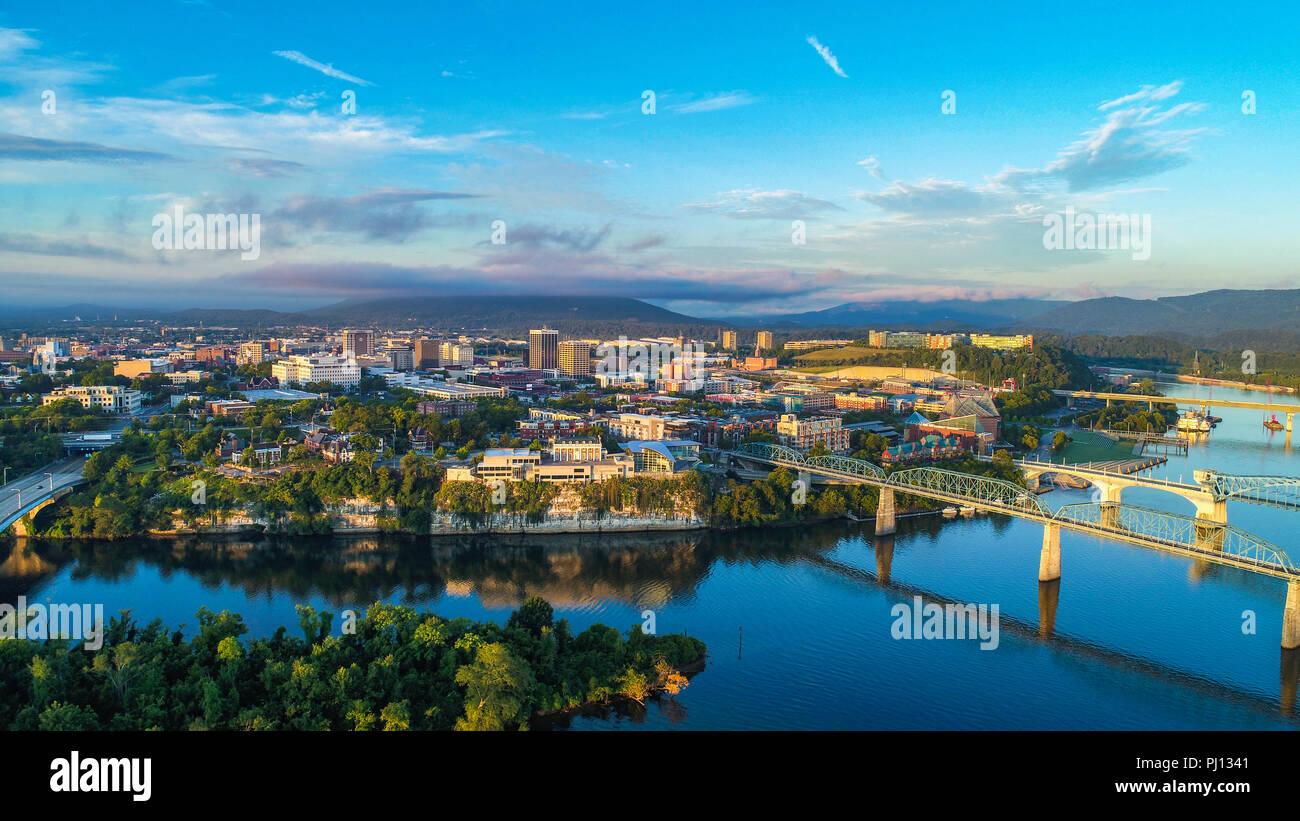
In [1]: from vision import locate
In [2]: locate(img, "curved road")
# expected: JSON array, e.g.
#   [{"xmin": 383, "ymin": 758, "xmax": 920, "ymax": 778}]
[{"xmin": 0, "ymin": 456, "xmax": 87, "ymax": 533}]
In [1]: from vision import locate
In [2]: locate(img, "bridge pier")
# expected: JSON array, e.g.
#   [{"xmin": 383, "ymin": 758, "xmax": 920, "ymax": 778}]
[
  {"xmin": 875, "ymin": 488, "xmax": 896, "ymax": 536},
  {"xmin": 1099, "ymin": 502, "xmax": 1120, "ymax": 530},
  {"xmin": 1039, "ymin": 523, "xmax": 1061, "ymax": 582},
  {"xmin": 1288, "ymin": 413, "xmax": 1294, "ymax": 433},
  {"xmin": 1285, "ymin": 581, "xmax": 1300, "ymax": 650}
]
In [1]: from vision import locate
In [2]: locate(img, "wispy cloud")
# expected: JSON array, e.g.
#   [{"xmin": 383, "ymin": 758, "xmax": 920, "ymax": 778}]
[
  {"xmin": 684, "ymin": 188, "xmax": 843, "ymax": 219},
  {"xmin": 994, "ymin": 80, "xmax": 1206, "ymax": 192},
  {"xmin": 0, "ymin": 232, "xmax": 135, "ymax": 262},
  {"xmin": 806, "ymin": 36, "xmax": 848, "ymax": 78},
  {"xmin": 857, "ymin": 156, "xmax": 885, "ymax": 180},
  {"xmin": 672, "ymin": 91, "xmax": 758, "ymax": 114},
  {"xmin": 272, "ymin": 50, "xmax": 374, "ymax": 86},
  {"xmin": 272, "ymin": 188, "xmax": 479, "ymax": 241},
  {"xmin": 226, "ymin": 157, "xmax": 310, "ymax": 177},
  {"xmin": 0, "ymin": 133, "xmax": 177, "ymax": 163}
]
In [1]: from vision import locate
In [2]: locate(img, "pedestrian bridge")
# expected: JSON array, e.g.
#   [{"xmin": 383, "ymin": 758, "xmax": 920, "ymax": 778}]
[{"xmin": 731, "ymin": 442, "xmax": 1300, "ymax": 648}]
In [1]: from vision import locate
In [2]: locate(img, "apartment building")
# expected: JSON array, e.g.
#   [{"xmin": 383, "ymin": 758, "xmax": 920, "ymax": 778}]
[
  {"xmin": 970, "ymin": 334, "xmax": 1034, "ymax": 350},
  {"xmin": 776, "ymin": 414, "xmax": 850, "ymax": 453}
]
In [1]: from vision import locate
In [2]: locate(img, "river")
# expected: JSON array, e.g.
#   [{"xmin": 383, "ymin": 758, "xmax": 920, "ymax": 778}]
[{"xmin": 4, "ymin": 382, "xmax": 1299, "ymax": 730}]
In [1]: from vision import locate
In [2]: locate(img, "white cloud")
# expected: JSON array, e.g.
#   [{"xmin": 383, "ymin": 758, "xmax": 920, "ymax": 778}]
[
  {"xmin": 672, "ymin": 91, "xmax": 758, "ymax": 114},
  {"xmin": 272, "ymin": 50, "xmax": 374, "ymax": 86},
  {"xmin": 806, "ymin": 36, "xmax": 848, "ymax": 78}
]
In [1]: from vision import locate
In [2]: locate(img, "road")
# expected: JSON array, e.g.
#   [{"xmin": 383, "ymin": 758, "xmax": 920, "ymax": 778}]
[{"xmin": 0, "ymin": 455, "xmax": 88, "ymax": 533}]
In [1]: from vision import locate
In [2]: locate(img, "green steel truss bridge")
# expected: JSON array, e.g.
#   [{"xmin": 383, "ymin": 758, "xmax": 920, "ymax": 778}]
[
  {"xmin": 732, "ymin": 441, "xmax": 1300, "ymax": 646},
  {"xmin": 1195, "ymin": 470, "xmax": 1300, "ymax": 512},
  {"xmin": 732, "ymin": 441, "xmax": 1300, "ymax": 583}
]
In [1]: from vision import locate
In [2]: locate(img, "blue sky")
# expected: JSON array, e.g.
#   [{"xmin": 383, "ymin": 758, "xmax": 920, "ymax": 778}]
[{"xmin": 1, "ymin": 0, "xmax": 1297, "ymax": 316}]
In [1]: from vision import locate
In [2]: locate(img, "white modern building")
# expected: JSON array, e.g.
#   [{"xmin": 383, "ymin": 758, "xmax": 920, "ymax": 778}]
[
  {"xmin": 43, "ymin": 385, "xmax": 142, "ymax": 414},
  {"xmin": 271, "ymin": 354, "xmax": 361, "ymax": 389}
]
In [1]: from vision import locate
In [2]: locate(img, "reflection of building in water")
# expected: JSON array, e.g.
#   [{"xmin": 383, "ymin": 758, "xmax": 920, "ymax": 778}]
[
  {"xmin": 0, "ymin": 544, "xmax": 57, "ymax": 578},
  {"xmin": 444, "ymin": 580, "xmax": 475, "ymax": 598}
]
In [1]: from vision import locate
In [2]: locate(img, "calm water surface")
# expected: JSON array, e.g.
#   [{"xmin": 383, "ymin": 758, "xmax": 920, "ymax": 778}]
[{"xmin": 5, "ymin": 382, "xmax": 1300, "ymax": 729}]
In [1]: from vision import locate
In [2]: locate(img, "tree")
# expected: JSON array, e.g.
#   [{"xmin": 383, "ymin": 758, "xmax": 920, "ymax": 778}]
[{"xmin": 454, "ymin": 643, "xmax": 534, "ymax": 731}]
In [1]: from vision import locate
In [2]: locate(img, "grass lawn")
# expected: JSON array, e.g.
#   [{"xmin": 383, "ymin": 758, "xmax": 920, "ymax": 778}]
[{"xmin": 1055, "ymin": 430, "xmax": 1136, "ymax": 463}]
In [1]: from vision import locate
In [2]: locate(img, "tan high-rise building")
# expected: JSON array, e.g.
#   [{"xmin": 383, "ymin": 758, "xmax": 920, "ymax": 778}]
[
  {"xmin": 720, "ymin": 330, "xmax": 737, "ymax": 350},
  {"xmin": 238, "ymin": 341, "xmax": 266, "ymax": 365},
  {"xmin": 529, "ymin": 328, "xmax": 559, "ymax": 370},
  {"xmin": 558, "ymin": 340, "xmax": 591, "ymax": 376},
  {"xmin": 756, "ymin": 331, "xmax": 773, "ymax": 351},
  {"xmin": 415, "ymin": 338, "xmax": 440, "ymax": 369}
]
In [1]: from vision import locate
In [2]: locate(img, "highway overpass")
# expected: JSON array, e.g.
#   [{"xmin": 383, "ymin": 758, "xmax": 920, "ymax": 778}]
[{"xmin": 0, "ymin": 456, "xmax": 87, "ymax": 536}]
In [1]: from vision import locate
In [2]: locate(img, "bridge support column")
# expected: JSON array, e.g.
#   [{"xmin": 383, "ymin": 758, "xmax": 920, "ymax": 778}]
[
  {"xmin": 1039, "ymin": 523, "xmax": 1061, "ymax": 582},
  {"xmin": 875, "ymin": 488, "xmax": 896, "ymax": 536},
  {"xmin": 1285, "ymin": 581, "xmax": 1300, "ymax": 650},
  {"xmin": 1288, "ymin": 413, "xmax": 1294, "ymax": 434},
  {"xmin": 1099, "ymin": 502, "xmax": 1120, "ymax": 530},
  {"xmin": 1192, "ymin": 497, "xmax": 1227, "ymax": 525}
]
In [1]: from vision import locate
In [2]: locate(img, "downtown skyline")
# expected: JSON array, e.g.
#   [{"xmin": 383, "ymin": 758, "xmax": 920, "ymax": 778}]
[{"xmin": 1, "ymin": 0, "xmax": 1297, "ymax": 317}]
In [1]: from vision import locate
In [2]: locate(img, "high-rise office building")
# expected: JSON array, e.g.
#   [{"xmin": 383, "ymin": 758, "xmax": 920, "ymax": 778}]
[
  {"xmin": 439, "ymin": 342, "xmax": 474, "ymax": 368},
  {"xmin": 720, "ymin": 330, "xmax": 737, "ymax": 350},
  {"xmin": 558, "ymin": 340, "xmax": 591, "ymax": 376},
  {"xmin": 415, "ymin": 338, "xmax": 440, "ymax": 369},
  {"xmin": 529, "ymin": 328, "xmax": 559, "ymax": 370},
  {"xmin": 342, "ymin": 329, "xmax": 376, "ymax": 358},
  {"xmin": 386, "ymin": 346, "xmax": 415, "ymax": 371},
  {"xmin": 756, "ymin": 331, "xmax": 774, "ymax": 350}
]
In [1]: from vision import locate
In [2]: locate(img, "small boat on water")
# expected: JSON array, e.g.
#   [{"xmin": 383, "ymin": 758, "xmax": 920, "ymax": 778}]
[
  {"xmin": 1265, "ymin": 415, "xmax": 1285, "ymax": 431},
  {"xmin": 958, "ymin": 505, "xmax": 976, "ymax": 516},
  {"xmin": 942, "ymin": 506, "xmax": 958, "ymax": 517},
  {"xmin": 1175, "ymin": 410, "xmax": 1212, "ymax": 434}
]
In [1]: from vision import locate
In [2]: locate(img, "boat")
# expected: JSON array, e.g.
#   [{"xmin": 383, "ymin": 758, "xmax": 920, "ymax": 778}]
[
  {"xmin": 942, "ymin": 506, "xmax": 958, "ymax": 517},
  {"xmin": 958, "ymin": 505, "xmax": 976, "ymax": 516},
  {"xmin": 1175, "ymin": 410, "xmax": 1212, "ymax": 434}
]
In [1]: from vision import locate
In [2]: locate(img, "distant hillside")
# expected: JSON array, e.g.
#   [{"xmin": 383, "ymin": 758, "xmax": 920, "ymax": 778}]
[
  {"xmin": 750, "ymin": 298, "xmax": 1062, "ymax": 331},
  {"xmin": 1018, "ymin": 289, "xmax": 1300, "ymax": 336}
]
